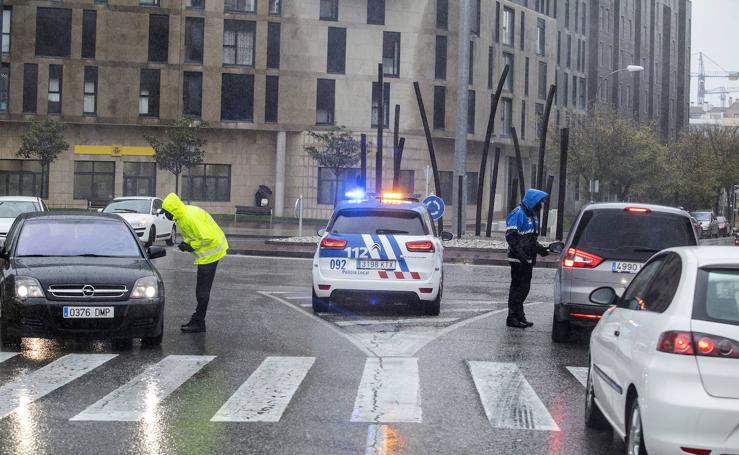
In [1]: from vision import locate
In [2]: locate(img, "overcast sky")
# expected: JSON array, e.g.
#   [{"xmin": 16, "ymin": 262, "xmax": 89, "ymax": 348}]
[{"xmin": 690, "ymin": 0, "xmax": 739, "ymax": 106}]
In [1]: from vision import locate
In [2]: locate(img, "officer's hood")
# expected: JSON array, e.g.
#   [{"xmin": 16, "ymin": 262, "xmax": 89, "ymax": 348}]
[
  {"xmin": 521, "ymin": 189, "xmax": 549, "ymax": 211},
  {"xmin": 162, "ymin": 193, "xmax": 186, "ymax": 221}
]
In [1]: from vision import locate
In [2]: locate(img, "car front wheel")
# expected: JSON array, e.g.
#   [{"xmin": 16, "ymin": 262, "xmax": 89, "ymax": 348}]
[
  {"xmin": 626, "ymin": 397, "xmax": 648, "ymax": 455},
  {"xmin": 166, "ymin": 226, "xmax": 176, "ymax": 246}
]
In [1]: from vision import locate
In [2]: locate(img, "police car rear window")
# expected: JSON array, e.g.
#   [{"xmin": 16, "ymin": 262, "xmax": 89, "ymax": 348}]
[{"xmin": 330, "ymin": 210, "xmax": 428, "ymax": 235}]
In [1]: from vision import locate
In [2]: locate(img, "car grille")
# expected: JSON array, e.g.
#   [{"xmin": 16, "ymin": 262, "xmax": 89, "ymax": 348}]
[{"xmin": 47, "ymin": 284, "xmax": 128, "ymax": 298}]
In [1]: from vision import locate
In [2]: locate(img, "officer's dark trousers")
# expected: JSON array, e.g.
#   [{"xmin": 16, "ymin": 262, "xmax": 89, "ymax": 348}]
[
  {"xmin": 193, "ymin": 261, "xmax": 219, "ymax": 322},
  {"xmin": 508, "ymin": 261, "xmax": 533, "ymax": 320}
]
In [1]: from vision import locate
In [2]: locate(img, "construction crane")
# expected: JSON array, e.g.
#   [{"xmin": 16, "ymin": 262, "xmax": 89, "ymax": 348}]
[
  {"xmin": 691, "ymin": 52, "xmax": 739, "ymax": 105},
  {"xmin": 703, "ymin": 87, "xmax": 739, "ymax": 108}
]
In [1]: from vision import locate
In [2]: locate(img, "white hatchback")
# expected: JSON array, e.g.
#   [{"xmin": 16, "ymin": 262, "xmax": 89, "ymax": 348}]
[
  {"xmin": 0, "ymin": 196, "xmax": 47, "ymax": 239},
  {"xmin": 103, "ymin": 197, "xmax": 175, "ymax": 246},
  {"xmin": 585, "ymin": 246, "xmax": 739, "ymax": 455}
]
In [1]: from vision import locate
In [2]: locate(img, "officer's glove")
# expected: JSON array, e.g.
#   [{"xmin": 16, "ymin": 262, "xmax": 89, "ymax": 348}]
[
  {"xmin": 178, "ymin": 242, "xmax": 194, "ymax": 253},
  {"xmin": 537, "ymin": 243, "xmax": 550, "ymax": 257}
]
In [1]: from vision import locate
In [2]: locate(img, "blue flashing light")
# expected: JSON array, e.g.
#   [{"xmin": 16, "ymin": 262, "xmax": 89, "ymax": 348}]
[{"xmin": 345, "ymin": 189, "xmax": 366, "ymax": 201}]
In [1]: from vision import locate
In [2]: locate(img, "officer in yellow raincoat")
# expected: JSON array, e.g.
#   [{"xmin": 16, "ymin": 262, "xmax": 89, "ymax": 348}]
[{"xmin": 162, "ymin": 193, "xmax": 228, "ymax": 333}]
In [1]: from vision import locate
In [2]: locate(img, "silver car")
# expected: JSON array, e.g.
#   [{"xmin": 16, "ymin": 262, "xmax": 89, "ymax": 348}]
[{"xmin": 550, "ymin": 203, "xmax": 698, "ymax": 342}]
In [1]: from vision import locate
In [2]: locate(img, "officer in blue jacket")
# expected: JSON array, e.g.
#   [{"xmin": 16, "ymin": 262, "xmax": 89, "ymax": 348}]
[{"xmin": 505, "ymin": 189, "xmax": 550, "ymax": 328}]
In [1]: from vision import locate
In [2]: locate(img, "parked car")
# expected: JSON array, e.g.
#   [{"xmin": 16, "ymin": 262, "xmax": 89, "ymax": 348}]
[
  {"xmin": 690, "ymin": 216, "xmax": 702, "ymax": 239},
  {"xmin": 103, "ymin": 197, "xmax": 175, "ymax": 246},
  {"xmin": 550, "ymin": 203, "xmax": 698, "ymax": 342},
  {"xmin": 691, "ymin": 210, "xmax": 720, "ymax": 239},
  {"xmin": 0, "ymin": 196, "xmax": 47, "ymax": 239},
  {"xmin": 717, "ymin": 216, "xmax": 730, "ymax": 236},
  {"xmin": 585, "ymin": 246, "xmax": 739, "ymax": 455}
]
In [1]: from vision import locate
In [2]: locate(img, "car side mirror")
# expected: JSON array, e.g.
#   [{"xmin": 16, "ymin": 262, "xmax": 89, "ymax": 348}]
[
  {"xmin": 317, "ymin": 228, "xmax": 326, "ymax": 237},
  {"xmin": 97, "ymin": 208, "xmax": 103, "ymax": 213},
  {"xmin": 589, "ymin": 287, "xmax": 618, "ymax": 306},
  {"xmin": 440, "ymin": 231, "xmax": 454, "ymax": 241},
  {"xmin": 548, "ymin": 242, "xmax": 565, "ymax": 254},
  {"xmin": 147, "ymin": 245, "xmax": 166, "ymax": 260}
]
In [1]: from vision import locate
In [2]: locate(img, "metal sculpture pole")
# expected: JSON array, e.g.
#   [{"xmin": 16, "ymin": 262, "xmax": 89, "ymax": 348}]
[
  {"xmin": 393, "ymin": 137, "xmax": 405, "ymax": 192},
  {"xmin": 413, "ymin": 81, "xmax": 444, "ymax": 233},
  {"xmin": 485, "ymin": 147, "xmax": 501, "ymax": 237},
  {"xmin": 375, "ymin": 63, "xmax": 384, "ymax": 194},
  {"xmin": 537, "ymin": 85, "xmax": 556, "ymax": 189},
  {"xmin": 556, "ymin": 128, "xmax": 569, "ymax": 240},
  {"xmin": 541, "ymin": 175, "xmax": 555, "ymax": 237},
  {"xmin": 392, "ymin": 105, "xmax": 401, "ymax": 190},
  {"xmin": 360, "ymin": 133, "xmax": 367, "ymax": 191},
  {"xmin": 511, "ymin": 127, "xmax": 526, "ymax": 198}
]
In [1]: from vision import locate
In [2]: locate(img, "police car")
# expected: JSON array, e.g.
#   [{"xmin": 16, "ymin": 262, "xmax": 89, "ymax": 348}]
[{"xmin": 312, "ymin": 192, "xmax": 453, "ymax": 315}]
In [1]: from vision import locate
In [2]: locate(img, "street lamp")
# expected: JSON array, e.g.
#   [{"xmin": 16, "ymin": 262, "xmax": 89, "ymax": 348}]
[{"xmin": 589, "ymin": 65, "xmax": 645, "ymax": 202}]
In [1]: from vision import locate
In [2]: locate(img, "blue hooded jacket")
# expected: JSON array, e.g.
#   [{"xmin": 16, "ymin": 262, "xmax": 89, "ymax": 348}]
[{"xmin": 505, "ymin": 189, "xmax": 549, "ymax": 264}]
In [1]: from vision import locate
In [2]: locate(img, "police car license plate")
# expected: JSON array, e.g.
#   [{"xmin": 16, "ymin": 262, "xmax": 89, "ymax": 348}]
[
  {"xmin": 611, "ymin": 262, "xmax": 641, "ymax": 274},
  {"xmin": 356, "ymin": 259, "xmax": 397, "ymax": 270},
  {"xmin": 63, "ymin": 306, "xmax": 114, "ymax": 318}
]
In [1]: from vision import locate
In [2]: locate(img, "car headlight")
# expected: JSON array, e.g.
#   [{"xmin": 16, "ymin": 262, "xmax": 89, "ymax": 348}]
[
  {"xmin": 16, "ymin": 276, "xmax": 44, "ymax": 299},
  {"xmin": 134, "ymin": 219, "xmax": 148, "ymax": 228},
  {"xmin": 131, "ymin": 276, "xmax": 159, "ymax": 299}
]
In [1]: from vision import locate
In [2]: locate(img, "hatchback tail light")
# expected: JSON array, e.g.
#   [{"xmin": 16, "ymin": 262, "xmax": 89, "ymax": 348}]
[
  {"xmin": 681, "ymin": 448, "xmax": 712, "ymax": 455},
  {"xmin": 657, "ymin": 331, "xmax": 739, "ymax": 358},
  {"xmin": 562, "ymin": 248, "xmax": 604, "ymax": 269},
  {"xmin": 406, "ymin": 240, "xmax": 435, "ymax": 252},
  {"xmin": 320, "ymin": 237, "xmax": 347, "ymax": 249}
]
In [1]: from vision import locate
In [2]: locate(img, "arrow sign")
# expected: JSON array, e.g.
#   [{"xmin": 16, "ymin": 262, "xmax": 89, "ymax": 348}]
[{"xmin": 423, "ymin": 195, "xmax": 445, "ymax": 221}]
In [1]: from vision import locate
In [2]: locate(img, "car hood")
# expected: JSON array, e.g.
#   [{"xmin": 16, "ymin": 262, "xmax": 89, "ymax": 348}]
[
  {"xmin": 111, "ymin": 213, "xmax": 151, "ymax": 225},
  {"xmin": 10, "ymin": 256, "xmax": 156, "ymax": 288},
  {"xmin": 0, "ymin": 218, "xmax": 16, "ymax": 235}
]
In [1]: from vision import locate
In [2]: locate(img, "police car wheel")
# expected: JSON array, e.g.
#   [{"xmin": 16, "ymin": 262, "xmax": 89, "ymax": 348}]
[
  {"xmin": 423, "ymin": 281, "xmax": 442, "ymax": 316},
  {"xmin": 312, "ymin": 288, "xmax": 330, "ymax": 314}
]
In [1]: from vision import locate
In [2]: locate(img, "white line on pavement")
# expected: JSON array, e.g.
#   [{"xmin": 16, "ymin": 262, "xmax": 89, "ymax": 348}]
[
  {"xmin": 0, "ymin": 354, "xmax": 117, "ymax": 419},
  {"xmin": 0, "ymin": 352, "xmax": 18, "ymax": 364},
  {"xmin": 365, "ymin": 424, "xmax": 402, "ymax": 455},
  {"xmin": 468, "ymin": 361, "xmax": 560, "ymax": 432},
  {"xmin": 566, "ymin": 366, "xmax": 589, "ymax": 388},
  {"xmin": 335, "ymin": 317, "xmax": 459, "ymax": 327},
  {"xmin": 70, "ymin": 355, "xmax": 215, "ymax": 421},
  {"xmin": 211, "ymin": 356, "xmax": 315, "ymax": 422},
  {"xmin": 352, "ymin": 357, "xmax": 422, "ymax": 423},
  {"xmin": 285, "ymin": 296, "xmax": 312, "ymax": 300},
  {"xmin": 440, "ymin": 308, "xmax": 492, "ymax": 313},
  {"xmin": 299, "ymin": 303, "xmax": 312, "ymax": 308}
]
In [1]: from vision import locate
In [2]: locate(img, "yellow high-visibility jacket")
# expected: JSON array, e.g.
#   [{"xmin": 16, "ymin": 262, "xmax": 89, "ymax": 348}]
[{"xmin": 162, "ymin": 193, "xmax": 228, "ymax": 265}]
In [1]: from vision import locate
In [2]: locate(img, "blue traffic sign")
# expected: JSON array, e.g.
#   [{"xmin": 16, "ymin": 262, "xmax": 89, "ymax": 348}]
[{"xmin": 423, "ymin": 195, "xmax": 445, "ymax": 220}]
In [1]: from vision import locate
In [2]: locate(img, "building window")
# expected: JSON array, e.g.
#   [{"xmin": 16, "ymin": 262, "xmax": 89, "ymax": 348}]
[
  {"xmin": 183, "ymin": 164, "xmax": 231, "ymax": 202},
  {"xmin": 524, "ymin": 57, "xmax": 529, "ymax": 96},
  {"xmin": 471, "ymin": 0, "xmax": 480, "ymax": 35},
  {"xmin": 487, "ymin": 46, "xmax": 494, "ymax": 89},
  {"xmin": 0, "ymin": 160, "xmax": 48, "ymax": 198},
  {"xmin": 433, "ymin": 86, "xmax": 445, "ymax": 130},
  {"xmin": 327, "ymin": 27, "xmax": 346, "ymax": 74},
  {"xmin": 265, "ymin": 75, "xmax": 279, "ymax": 123},
  {"xmin": 83, "ymin": 66, "xmax": 97, "ymax": 115},
  {"xmin": 367, "ymin": 0, "xmax": 385, "ymax": 25},
  {"xmin": 579, "ymin": 77, "xmax": 586, "ymax": 110},
  {"xmin": 466, "ymin": 172, "xmax": 478, "ymax": 205},
  {"xmin": 186, "ymin": 0, "xmax": 205, "ymax": 9},
  {"xmin": 148, "ymin": 15, "xmax": 169, "ymax": 63},
  {"xmin": 74, "ymin": 161, "xmax": 115, "ymax": 201},
  {"xmin": 572, "ymin": 74, "xmax": 577, "ymax": 107},
  {"xmin": 436, "ymin": 0, "xmax": 448, "ymax": 30},
  {"xmin": 223, "ymin": 20, "xmax": 255, "ymax": 66},
  {"xmin": 502, "ymin": 7, "xmax": 514, "ymax": 47},
  {"xmin": 564, "ymin": 0, "xmax": 570, "ymax": 27},
  {"xmin": 141, "ymin": 0, "xmax": 160, "ymax": 6},
  {"xmin": 495, "ymin": 2, "xmax": 500, "ymax": 42},
  {"xmin": 535, "ymin": 103, "xmax": 544, "ymax": 139},
  {"xmin": 139, "ymin": 69, "xmax": 160, "ymax": 117},
  {"xmin": 468, "ymin": 41, "xmax": 475, "ymax": 85},
  {"xmin": 501, "ymin": 97, "xmax": 512, "ymax": 136},
  {"xmin": 435, "ymin": 36, "xmax": 447, "ymax": 80},
  {"xmin": 316, "ymin": 78, "xmax": 335, "ymax": 125},
  {"xmin": 557, "ymin": 32, "xmax": 561, "ymax": 65},
  {"xmin": 221, "ymin": 73, "xmax": 254, "ymax": 121},
  {"xmin": 520, "ymin": 101, "xmax": 526, "ymax": 140},
  {"xmin": 563, "ymin": 74, "xmax": 569, "ymax": 106},
  {"xmin": 320, "ymin": 0, "xmax": 338, "ymax": 21},
  {"xmin": 267, "ymin": 22, "xmax": 281, "ymax": 69},
  {"xmin": 398, "ymin": 170, "xmax": 415, "ymax": 194},
  {"xmin": 36, "ymin": 8, "xmax": 72, "ymax": 57},
  {"xmin": 536, "ymin": 18, "xmax": 545, "ymax": 56},
  {"xmin": 582, "ymin": 3, "xmax": 587, "ymax": 33},
  {"xmin": 185, "ymin": 17, "xmax": 204, "ymax": 64},
  {"xmin": 382, "ymin": 32, "xmax": 401, "ymax": 77},
  {"xmin": 439, "ymin": 171, "xmax": 478, "ymax": 205},
  {"xmin": 269, "ymin": 0, "xmax": 281, "ymax": 15},
  {"xmin": 183, "ymin": 71, "xmax": 202, "ymax": 117},
  {"xmin": 23, "ymin": 64, "xmax": 37, "ymax": 114},
  {"xmin": 0, "ymin": 63, "xmax": 7, "ymax": 112},
  {"xmin": 538, "ymin": 61, "xmax": 547, "ymax": 99},
  {"xmin": 566, "ymin": 34, "xmax": 571, "ymax": 68},
  {"xmin": 503, "ymin": 52, "xmax": 514, "ymax": 92},
  {"xmin": 224, "ymin": 0, "xmax": 255, "ymax": 13},
  {"xmin": 467, "ymin": 90, "xmax": 475, "ymax": 134},
  {"xmin": 123, "ymin": 162, "xmax": 156, "ymax": 197},
  {"xmin": 371, "ymin": 82, "xmax": 390, "ymax": 128},
  {"xmin": 47, "ymin": 65, "xmax": 62, "ymax": 115},
  {"xmin": 1, "ymin": 7, "xmax": 10, "ymax": 55},
  {"xmin": 317, "ymin": 167, "xmax": 359, "ymax": 205},
  {"xmin": 81, "ymin": 10, "xmax": 96, "ymax": 59}
]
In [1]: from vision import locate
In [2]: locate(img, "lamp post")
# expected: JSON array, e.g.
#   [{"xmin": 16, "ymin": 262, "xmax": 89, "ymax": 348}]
[{"xmin": 589, "ymin": 65, "xmax": 644, "ymax": 202}]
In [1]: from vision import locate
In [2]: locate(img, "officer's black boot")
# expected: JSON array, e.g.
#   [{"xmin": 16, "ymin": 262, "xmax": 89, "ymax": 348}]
[
  {"xmin": 506, "ymin": 316, "xmax": 528, "ymax": 329},
  {"xmin": 180, "ymin": 319, "xmax": 206, "ymax": 333}
]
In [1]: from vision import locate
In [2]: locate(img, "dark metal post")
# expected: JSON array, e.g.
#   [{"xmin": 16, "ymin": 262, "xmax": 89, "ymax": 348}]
[
  {"xmin": 360, "ymin": 134, "xmax": 367, "ymax": 191},
  {"xmin": 413, "ymin": 81, "xmax": 444, "ymax": 233},
  {"xmin": 392, "ymin": 104, "xmax": 401, "ymax": 191},
  {"xmin": 393, "ymin": 137, "xmax": 405, "ymax": 191},
  {"xmin": 537, "ymin": 85, "xmax": 557, "ymax": 189},
  {"xmin": 457, "ymin": 175, "xmax": 464, "ymax": 238},
  {"xmin": 541, "ymin": 175, "xmax": 555, "ymax": 237},
  {"xmin": 485, "ymin": 147, "xmax": 501, "ymax": 237},
  {"xmin": 510, "ymin": 179, "xmax": 518, "ymax": 212},
  {"xmin": 376, "ymin": 64, "xmax": 384, "ymax": 194},
  {"xmin": 511, "ymin": 127, "xmax": 526, "ymax": 198},
  {"xmin": 556, "ymin": 128, "xmax": 569, "ymax": 240}
]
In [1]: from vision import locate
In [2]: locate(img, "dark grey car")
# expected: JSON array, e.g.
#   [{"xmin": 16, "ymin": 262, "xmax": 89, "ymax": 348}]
[{"xmin": 550, "ymin": 203, "xmax": 698, "ymax": 342}]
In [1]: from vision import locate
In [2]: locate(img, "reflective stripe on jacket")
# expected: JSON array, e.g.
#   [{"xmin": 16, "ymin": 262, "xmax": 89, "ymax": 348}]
[{"xmin": 162, "ymin": 193, "xmax": 228, "ymax": 265}]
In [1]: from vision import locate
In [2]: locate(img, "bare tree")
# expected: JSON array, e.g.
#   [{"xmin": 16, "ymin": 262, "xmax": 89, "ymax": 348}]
[
  {"xmin": 145, "ymin": 117, "xmax": 208, "ymax": 194},
  {"xmin": 17, "ymin": 119, "xmax": 69, "ymax": 197},
  {"xmin": 305, "ymin": 127, "xmax": 360, "ymax": 207}
]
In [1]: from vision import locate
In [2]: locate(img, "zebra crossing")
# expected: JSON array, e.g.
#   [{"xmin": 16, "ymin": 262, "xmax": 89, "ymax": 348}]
[{"xmin": 0, "ymin": 352, "xmax": 588, "ymax": 430}]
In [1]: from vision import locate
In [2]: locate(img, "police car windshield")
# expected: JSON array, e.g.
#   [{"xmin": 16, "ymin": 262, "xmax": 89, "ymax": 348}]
[{"xmin": 330, "ymin": 209, "xmax": 428, "ymax": 235}]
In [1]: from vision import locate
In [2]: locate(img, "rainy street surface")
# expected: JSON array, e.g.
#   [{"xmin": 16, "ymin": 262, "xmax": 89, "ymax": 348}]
[{"xmin": 0, "ymin": 251, "xmax": 623, "ymax": 455}]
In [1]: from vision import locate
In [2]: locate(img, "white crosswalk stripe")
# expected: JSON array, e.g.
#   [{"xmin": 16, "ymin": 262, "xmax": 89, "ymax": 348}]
[
  {"xmin": 211, "ymin": 356, "xmax": 315, "ymax": 422},
  {"xmin": 0, "ymin": 352, "xmax": 18, "ymax": 364},
  {"xmin": 70, "ymin": 355, "xmax": 215, "ymax": 421},
  {"xmin": 335, "ymin": 317, "xmax": 459, "ymax": 327},
  {"xmin": 352, "ymin": 357, "xmax": 422, "ymax": 423},
  {"xmin": 0, "ymin": 354, "xmax": 116, "ymax": 419},
  {"xmin": 566, "ymin": 366, "xmax": 589, "ymax": 387},
  {"xmin": 468, "ymin": 361, "xmax": 560, "ymax": 432}
]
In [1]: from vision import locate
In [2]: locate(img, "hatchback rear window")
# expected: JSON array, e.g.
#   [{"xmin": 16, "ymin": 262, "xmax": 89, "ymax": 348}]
[
  {"xmin": 693, "ymin": 269, "xmax": 739, "ymax": 326},
  {"xmin": 571, "ymin": 209, "xmax": 696, "ymax": 262},
  {"xmin": 330, "ymin": 209, "xmax": 428, "ymax": 235}
]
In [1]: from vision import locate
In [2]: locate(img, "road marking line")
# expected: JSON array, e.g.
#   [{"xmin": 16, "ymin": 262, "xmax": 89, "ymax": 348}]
[
  {"xmin": 70, "ymin": 355, "xmax": 215, "ymax": 421},
  {"xmin": 352, "ymin": 357, "xmax": 421, "ymax": 423},
  {"xmin": 336, "ymin": 317, "xmax": 459, "ymax": 327},
  {"xmin": 0, "ymin": 352, "xmax": 18, "ymax": 364},
  {"xmin": 440, "ymin": 308, "xmax": 492, "ymax": 313},
  {"xmin": 0, "ymin": 354, "xmax": 116, "ymax": 419},
  {"xmin": 285, "ymin": 296, "xmax": 312, "ymax": 300},
  {"xmin": 468, "ymin": 361, "xmax": 560, "ymax": 432},
  {"xmin": 211, "ymin": 356, "xmax": 315, "ymax": 422},
  {"xmin": 566, "ymin": 366, "xmax": 589, "ymax": 388},
  {"xmin": 299, "ymin": 303, "xmax": 312, "ymax": 308},
  {"xmin": 365, "ymin": 424, "xmax": 404, "ymax": 455}
]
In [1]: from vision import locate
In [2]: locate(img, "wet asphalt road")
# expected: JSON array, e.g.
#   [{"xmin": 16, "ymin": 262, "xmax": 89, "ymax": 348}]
[{"xmin": 0, "ymin": 249, "xmax": 626, "ymax": 455}]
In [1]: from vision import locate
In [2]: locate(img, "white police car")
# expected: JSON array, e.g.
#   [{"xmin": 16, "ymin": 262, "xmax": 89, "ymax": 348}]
[{"xmin": 312, "ymin": 192, "xmax": 453, "ymax": 315}]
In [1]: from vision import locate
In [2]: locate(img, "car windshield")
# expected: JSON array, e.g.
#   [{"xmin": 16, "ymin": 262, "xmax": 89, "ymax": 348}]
[
  {"xmin": 15, "ymin": 219, "xmax": 142, "ymax": 258},
  {"xmin": 696, "ymin": 269, "xmax": 739, "ymax": 326},
  {"xmin": 571, "ymin": 209, "xmax": 696, "ymax": 262},
  {"xmin": 0, "ymin": 201, "xmax": 40, "ymax": 218},
  {"xmin": 693, "ymin": 212, "xmax": 711, "ymax": 221},
  {"xmin": 330, "ymin": 209, "xmax": 428, "ymax": 235},
  {"xmin": 103, "ymin": 199, "xmax": 151, "ymax": 214}
]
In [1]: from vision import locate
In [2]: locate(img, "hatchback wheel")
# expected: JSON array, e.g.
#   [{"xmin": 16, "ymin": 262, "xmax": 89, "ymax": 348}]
[
  {"xmin": 166, "ymin": 226, "xmax": 176, "ymax": 246},
  {"xmin": 584, "ymin": 365, "xmax": 611, "ymax": 430},
  {"xmin": 147, "ymin": 226, "xmax": 156, "ymax": 247},
  {"xmin": 551, "ymin": 312, "xmax": 571, "ymax": 343},
  {"xmin": 626, "ymin": 398, "xmax": 648, "ymax": 455}
]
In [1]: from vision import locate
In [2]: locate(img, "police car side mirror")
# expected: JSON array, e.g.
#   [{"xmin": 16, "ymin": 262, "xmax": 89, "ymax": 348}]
[
  {"xmin": 548, "ymin": 242, "xmax": 565, "ymax": 254},
  {"xmin": 440, "ymin": 231, "xmax": 454, "ymax": 241},
  {"xmin": 317, "ymin": 228, "xmax": 326, "ymax": 237}
]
